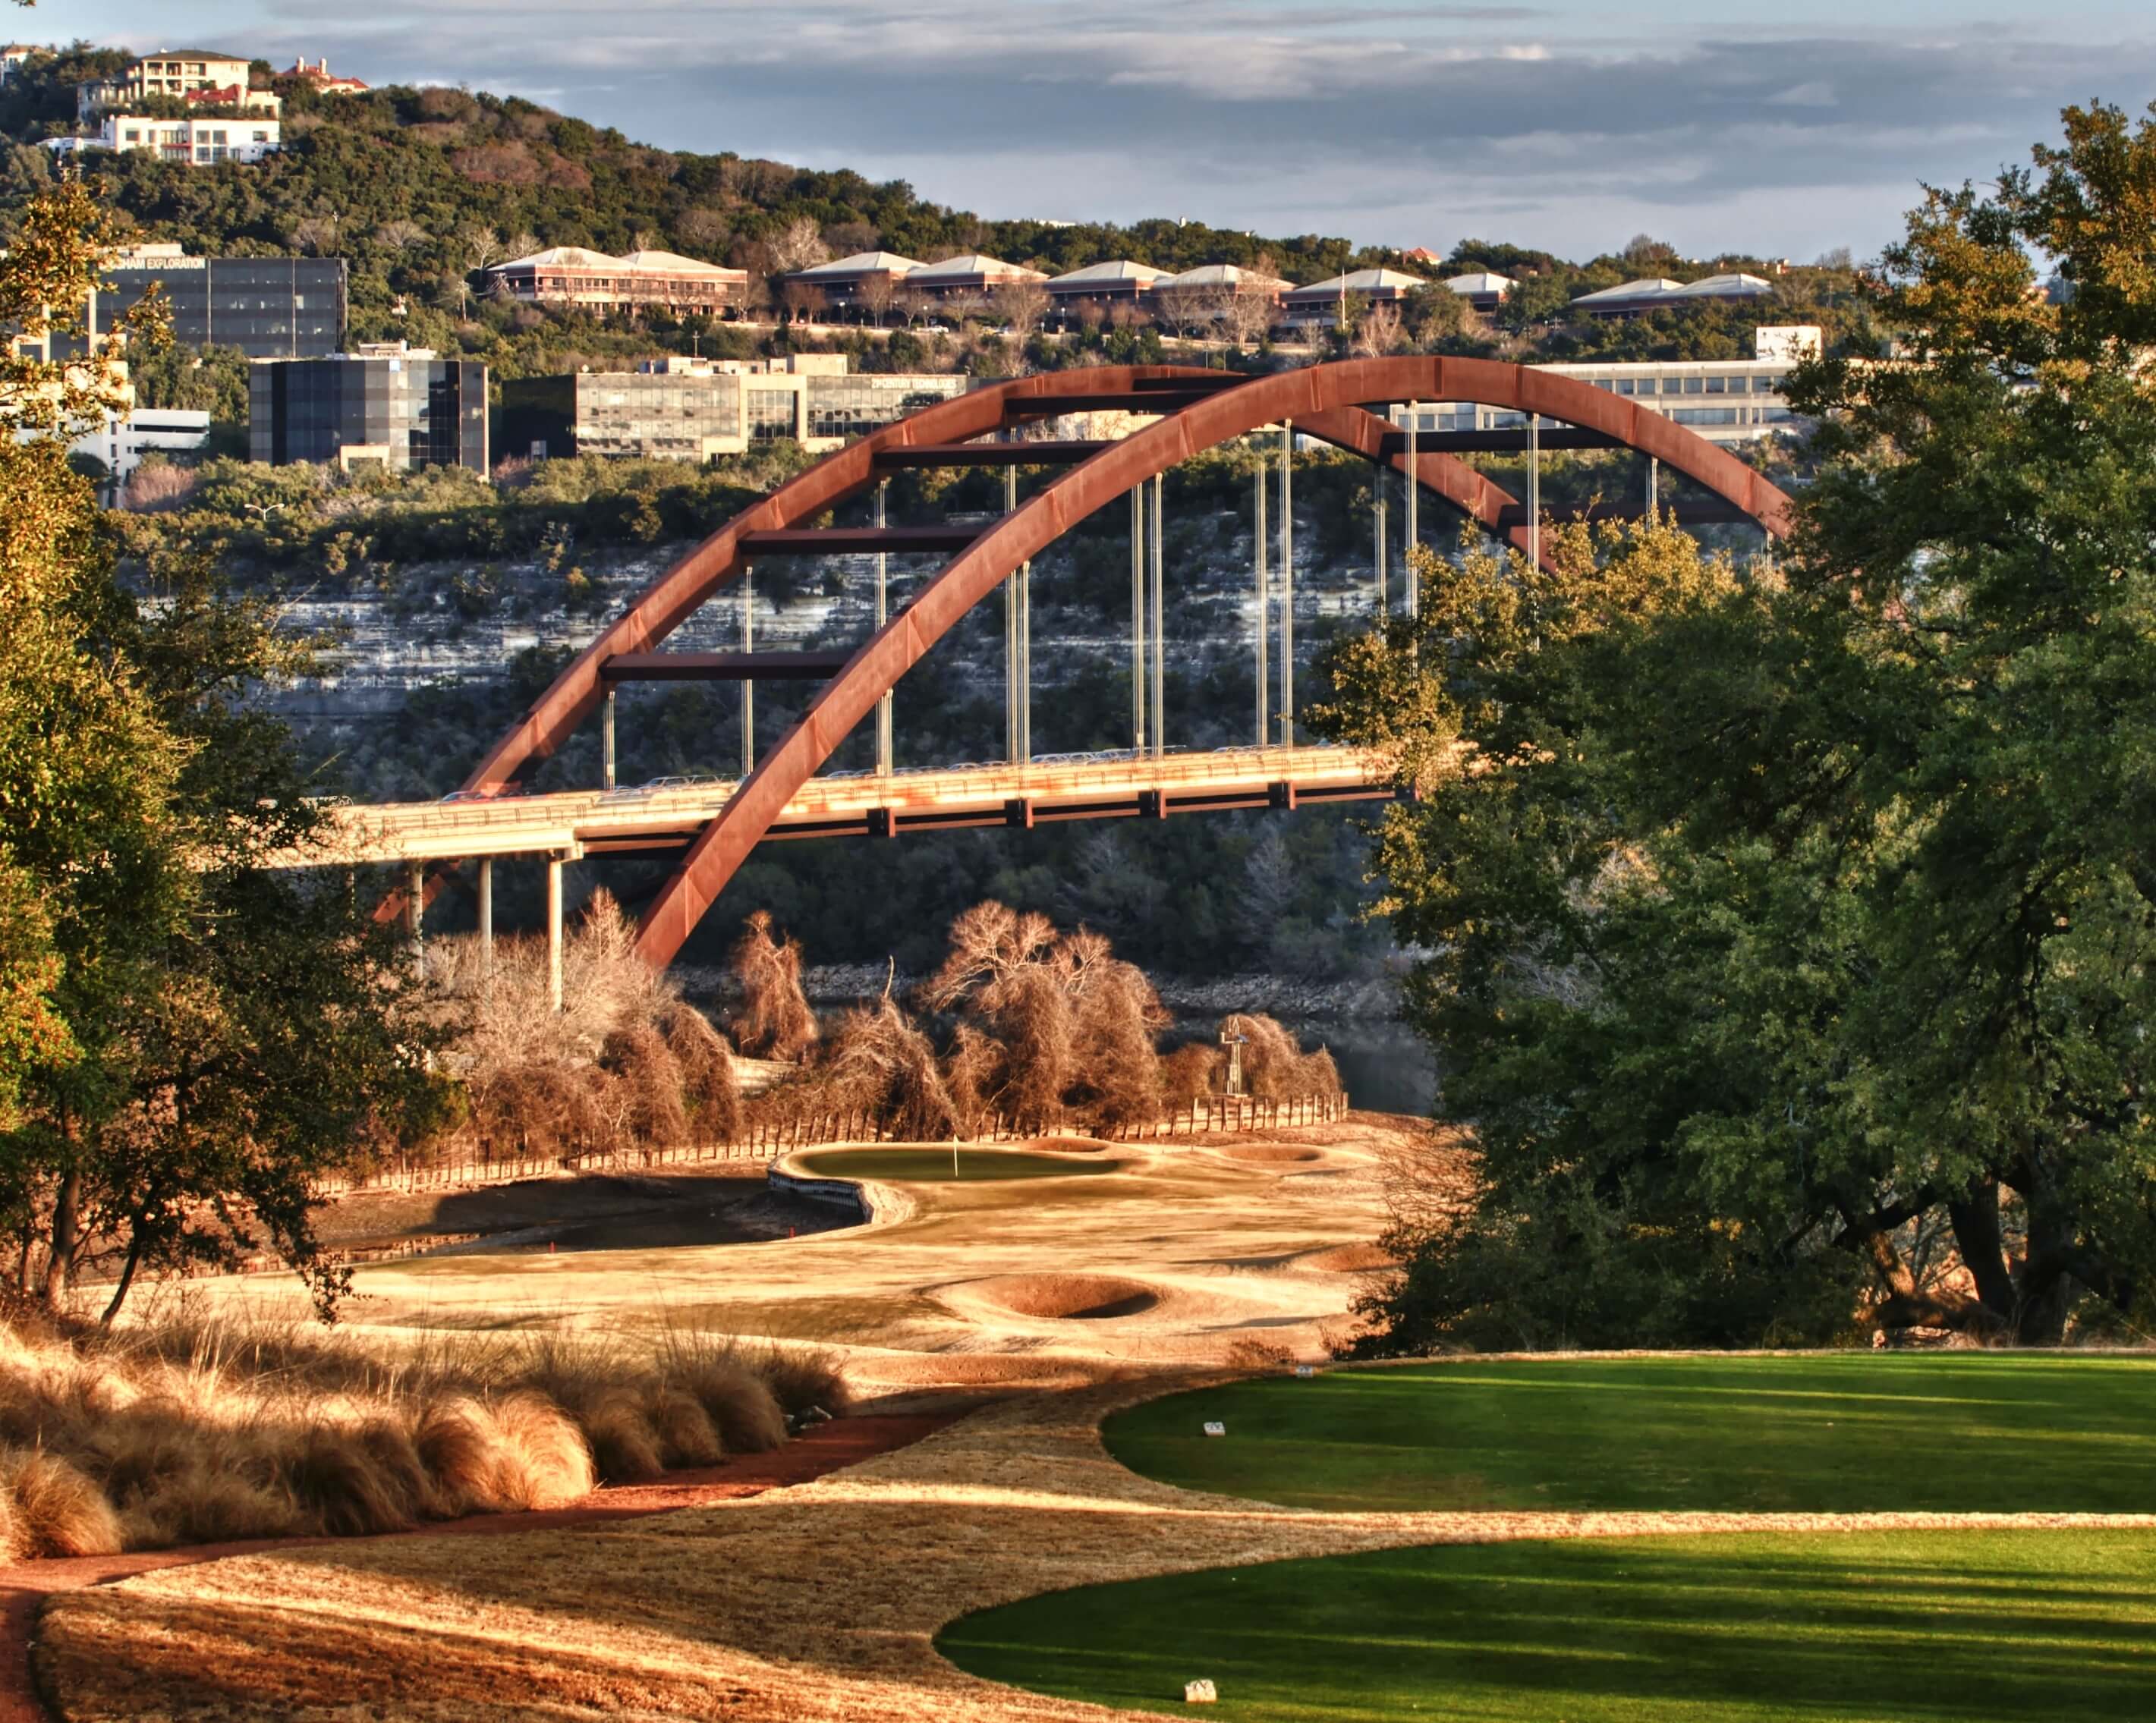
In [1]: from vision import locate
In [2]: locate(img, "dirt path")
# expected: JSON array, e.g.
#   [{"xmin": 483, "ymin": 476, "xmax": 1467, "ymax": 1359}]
[
  {"xmin": 33, "ymin": 1379, "xmax": 2156, "ymax": 1722},
  {"xmin": 0, "ymin": 1411, "xmax": 959, "ymax": 1723}
]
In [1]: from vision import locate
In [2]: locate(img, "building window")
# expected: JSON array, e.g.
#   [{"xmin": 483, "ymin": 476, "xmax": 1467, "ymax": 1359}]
[
  {"xmin": 1704, "ymin": 376, "xmax": 1728, "ymax": 395},
  {"xmin": 748, "ymin": 389, "xmax": 797, "ymax": 441}
]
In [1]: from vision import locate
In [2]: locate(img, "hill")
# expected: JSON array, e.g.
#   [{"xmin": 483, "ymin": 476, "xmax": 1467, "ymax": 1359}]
[{"xmin": 0, "ymin": 44, "xmax": 1877, "ymax": 388}]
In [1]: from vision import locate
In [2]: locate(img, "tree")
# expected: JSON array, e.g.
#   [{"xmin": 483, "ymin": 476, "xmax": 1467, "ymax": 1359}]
[
  {"xmin": 767, "ymin": 216, "xmax": 829, "ymax": 274},
  {"xmin": 0, "ymin": 155, "xmax": 444, "ymax": 1321},
  {"xmin": 857, "ymin": 271, "xmax": 898, "ymax": 329},
  {"xmin": 993, "ymin": 278, "xmax": 1049, "ymax": 341},
  {"xmin": 779, "ymin": 280, "xmax": 827, "ymax": 325},
  {"xmin": 1315, "ymin": 100, "xmax": 2156, "ymax": 1352}
]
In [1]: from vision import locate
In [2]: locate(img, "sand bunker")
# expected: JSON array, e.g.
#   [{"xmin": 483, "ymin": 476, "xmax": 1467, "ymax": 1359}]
[
  {"xmin": 1302, "ymin": 1242, "xmax": 1397, "ymax": 1273},
  {"xmin": 961, "ymin": 1273, "xmax": 1162, "ymax": 1321},
  {"xmin": 1214, "ymin": 1145, "xmax": 1325, "ymax": 1165}
]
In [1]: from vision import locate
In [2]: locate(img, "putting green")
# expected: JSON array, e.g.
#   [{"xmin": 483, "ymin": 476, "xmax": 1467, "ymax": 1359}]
[
  {"xmin": 1103, "ymin": 1354, "xmax": 2156, "ymax": 1514},
  {"xmin": 939, "ymin": 1527, "xmax": 2156, "ymax": 1723},
  {"xmin": 792, "ymin": 1146, "xmax": 1122, "ymax": 1183}
]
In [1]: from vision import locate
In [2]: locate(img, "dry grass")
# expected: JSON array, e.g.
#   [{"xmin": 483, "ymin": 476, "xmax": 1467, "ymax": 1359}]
[
  {"xmin": 0, "ymin": 1301, "xmax": 836, "ymax": 1557},
  {"xmin": 39, "ymin": 1376, "xmax": 2156, "ymax": 1723}
]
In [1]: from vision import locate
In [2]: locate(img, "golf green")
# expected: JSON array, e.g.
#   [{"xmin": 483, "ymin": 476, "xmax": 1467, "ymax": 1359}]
[
  {"xmin": 792, "ymin": 1146, "xmax": 1120, "ymax": 1183},
  {"xmin": 939, "ymin": 1527, "xmax": 2156, "ymax": 1722},
  {"xmin": 1103, "ymin": 1354, "xmax": 2156, "ymax": 1514}
]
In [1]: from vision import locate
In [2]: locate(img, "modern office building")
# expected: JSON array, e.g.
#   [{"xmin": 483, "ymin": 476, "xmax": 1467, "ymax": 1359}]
[
  {"xmin": 250, "ymin": 344, "xmax": 488, "ymax": 473},
  {"xmin": 1388, "ymin": 333, "xmax": 1808, "ymax": 446},
  {"xmin": 1570, "ymin": 272, "xmax": 1777, "ymax": 320},
  {"xmin": 1043, "ymin": 260, "xmax": 1167, "ymax": 307},
  {"xmin": 1443, "ymin": 271, "xmax": 1512, "ymax": 313},
  {"xmin": 66, "ymin": 245, "xmax": 347, "ymax": 360},
  {"xmin": 499, "ymin": 354, "xmax": 969, "ymax": 461},
  {"xmin": 1280, "ymin": 266, "xmax": 1427, "ymax": 326},
  {"xmin": 902, "ymin": 253, "xmax": 1049, "ymax": 301},
  {"xmin": 1153, "ymin": 263, "xmax": 1290, "ymax": 303},
  {"xmin": 69, "ymin": 406, "xmax": 212, "ymax": 497},
  {"xmin": 481, "ymin": 247, "xmax": 748, "ymax": 318},
  {"xmin": 784, "ymin": 251, "xmax": 926, "ymax": 312}
]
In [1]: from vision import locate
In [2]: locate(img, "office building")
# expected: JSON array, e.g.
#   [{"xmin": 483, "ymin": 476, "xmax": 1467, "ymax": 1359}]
[
  {"xmin": 1389, "ymin": 332, "xmax": 1808, "ymax": 447},
  {"xmin": 499, "ymin": 354, "xmax": 969, "ymax": 461},
  {"xmin": 1570, "ymin": 272, "xmax": 1777, "ymax": 320},
  {"xmin": 482, "ymin": 247, "xmax": 748, "ymax": 318},
  {"xmin": 67, "ymin": 245, "xmax": 347, "ymax": 360},
  {"xmin": 1443, "ymin": 271, "xmax": 1512, "ymax": 313},
  {"xmin": 250, "ymin": 344, "xmax": 488, "ymax": 473},
  {"xmin": 784, "ymin": 251, "xmax": 926, "ymax": 312},
  {"xmin": 1281, "ymin": 266, "xmax": 1427, "ymax": 327},
  {"xmin": 902, "ymin": 253, "xmax": 1049, "ymax": 301}
]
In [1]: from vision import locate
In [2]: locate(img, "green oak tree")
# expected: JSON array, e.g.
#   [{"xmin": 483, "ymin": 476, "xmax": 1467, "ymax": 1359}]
[{"xmin": 1314, "ymin": 101, "xmax": 2156, "ymax": 1349}]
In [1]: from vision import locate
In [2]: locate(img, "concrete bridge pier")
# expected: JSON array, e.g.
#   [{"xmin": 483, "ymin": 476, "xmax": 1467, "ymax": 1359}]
[{"xmin": 477, "ymin": 857, "xmax": 493, "ymax": 976}]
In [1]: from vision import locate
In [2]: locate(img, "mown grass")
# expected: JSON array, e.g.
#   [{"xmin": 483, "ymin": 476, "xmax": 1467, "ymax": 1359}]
[
  {"xmin": 792, "ymin": 1147, "xmax": 1124, "ymax": 1182},
  {"xmin": 939, "ymin": 1527, "xmax": 2156, "ymax": 1723},
  {"xmin": 1103, "ymin": 1354, "xmax": 2156, "ymax": 1514}
]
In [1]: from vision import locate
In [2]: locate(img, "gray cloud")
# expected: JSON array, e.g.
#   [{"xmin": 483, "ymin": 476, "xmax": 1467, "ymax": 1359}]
[{"xmin": 148, "ymin": 3, "xmax": 2156, "ymax": 255}]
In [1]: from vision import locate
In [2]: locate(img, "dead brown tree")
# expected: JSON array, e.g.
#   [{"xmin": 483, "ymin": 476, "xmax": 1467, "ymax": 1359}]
[{"xmin": 729, "ymin": 911, "xmax": 818, "ymax": 1061}]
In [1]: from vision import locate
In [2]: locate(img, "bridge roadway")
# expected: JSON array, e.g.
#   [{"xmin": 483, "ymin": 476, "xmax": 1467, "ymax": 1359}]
[{"xmin": 287, "ymin": 744, "xmax": 1394, "ymax": 869}]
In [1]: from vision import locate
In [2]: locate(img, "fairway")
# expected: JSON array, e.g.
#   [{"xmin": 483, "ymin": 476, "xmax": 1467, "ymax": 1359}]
[
  {"xmin": 938, "ymin": 1527, "xmax": 2156, "ymax": 1723},
  {"xmin": 1102, "ymin": 1354, "xmax": 2156, "ymax": 1514}
]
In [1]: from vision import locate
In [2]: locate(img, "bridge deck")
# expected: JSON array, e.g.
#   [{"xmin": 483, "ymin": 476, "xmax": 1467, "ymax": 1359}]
[{"xmin": 289, "ymin": 745, "xmax": 1393, "ymax": 867}]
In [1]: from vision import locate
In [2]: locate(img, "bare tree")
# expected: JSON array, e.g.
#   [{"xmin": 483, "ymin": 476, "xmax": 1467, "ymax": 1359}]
[
  {"xmin": 678, "ymin": 206, "xmax": 732, "ymax": 255},
  {"xmin": 993, "ymin": 278, "xmax": 1050, "ymax": 340},
  {"xmin": 458, "ymin": 225, "xmax": 505, "ymax": 272},
  {"xmin": 729, "ymin": 911, "xmax": 818, "ymax": 1061},
  {"xmin": 1150, "ymin": 283, "xmax": 1203, "ymax": 341},
  {"xmin": 942, "ymin": 288, "xmax": 990, "ymax": 329},
  {"xmin": 1075, "ymin": 297, "xmax": 1106, "ymax": 336},
  {"xmin": 857, "ymin": 272, "xmax": 898, "ymax": 329},
  {"xmin": 779, "ymin": 280, "xmax": 828, "ymax": 325},
  {"xmin": 1225, "ymin": 288, "xmax": 1279, "ymax": 351},
  {"xmin": 768, "ymin": 216, "xmax": 830, "ymax": 274},
  {"xmin": 289, "ymin": 215, "xmax": 343, "ymax": 256},
  {"xmin": 373, "ymin": 219, "xmax": 428, "ymax": 253},
  {"xmin": 1355, "ymin": 300, "xmax": 1404, "ymax": 357},
  {"xmin": 893, "ymin": 285, "xmax": 930, "ymax": 329},
  {"xmin": 501, "ymin": 230, "xmax": 540, "ymax": 264}
]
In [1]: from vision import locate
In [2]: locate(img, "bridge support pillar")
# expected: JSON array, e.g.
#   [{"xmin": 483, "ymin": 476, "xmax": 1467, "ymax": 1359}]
[
  {"xmin": 740, "ymin": 563, "xmax": 755, "ymax": 778},
  {"xmin": 545, "ymin": 853, "xmax": 564, "ymax": 1014},
  {"xmin": 1405, "ymin": 402, "xmax": 1418, "ymax": 618},
  {"xmin": 405, "ymin": 861, "xmax": 424, "ymax": 951},
  {"xmin": 1129, "ymin": 488, "xmax": 1146, "ymax": 753},
  {"xmin": 1253, "ymin": 448, "xmax": 1269, "ymax": 750},
  {"xmin": 1528, "ymin": 415, "xmax": 1541, "ymax": 572},
  {"xmin": 477, "ymin": 857, "xmax": 493, "ymax": 976},
  {"xmin": 1648, "ymin": 455, "xmax": 1659, "ymax": 518},
  {"xmin": 1374, "ymin": 488, "xmax": 1387, "ymax": 615},
  {"xmin": 874, "ymin": 480, "xmax": 893, "ymax": 777},
  {"xmin": 1149, "ymin": 472, "xmax": 1165, "ymax": 759},
  {"xmin": 1279, "ymin": 421, "xmax": 1295, "ymax": 747},
  {"xmin": 601, "ymin": 690, "xmax": 616, "ymax": 792}
]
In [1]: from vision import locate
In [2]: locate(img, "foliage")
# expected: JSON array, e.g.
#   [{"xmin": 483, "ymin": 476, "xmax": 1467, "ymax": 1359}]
[
  {"xmin": 0, "ymin": 149, "xmax": 442, "ymax": 1321},
  {"xmin": 1315, "ymin": 99, "xmax": 2156, "ymax": 1350}
]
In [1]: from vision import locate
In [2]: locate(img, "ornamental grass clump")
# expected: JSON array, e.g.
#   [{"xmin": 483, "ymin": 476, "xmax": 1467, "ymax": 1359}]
[{"xmin": 0, "ymin": 1304, "xmax": 829, "ymax": 1557}]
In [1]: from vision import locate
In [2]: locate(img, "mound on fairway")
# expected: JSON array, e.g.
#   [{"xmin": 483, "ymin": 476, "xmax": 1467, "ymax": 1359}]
[
  {"xmin": 1103, "ymin": 1354, "xmax": 2156, "ymax": 1514},
  {"xmin": 939, "ymin": 1527, "xmax": 2156, "ymax": 1723}
]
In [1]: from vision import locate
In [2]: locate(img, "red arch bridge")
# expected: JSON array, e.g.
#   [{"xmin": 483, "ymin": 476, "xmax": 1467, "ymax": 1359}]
[{"xmin": 285, "ymin": 358, "xmax": 1794, "ymax": 999}]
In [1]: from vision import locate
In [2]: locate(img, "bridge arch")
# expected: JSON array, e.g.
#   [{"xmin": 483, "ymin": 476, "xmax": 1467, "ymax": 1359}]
[{"xmin": 624, "ymin": 356, "xmax": 1796, "ymax": 965}]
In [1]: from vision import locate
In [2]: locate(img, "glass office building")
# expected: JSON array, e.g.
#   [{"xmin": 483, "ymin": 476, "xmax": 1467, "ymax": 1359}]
[
  {"xmin": 83, "ymin": 250, "xmax": 347, "ymax": 360},
  {"xmin": 250, "ymin": 347, "xmax": 488, "ymax": 473}
]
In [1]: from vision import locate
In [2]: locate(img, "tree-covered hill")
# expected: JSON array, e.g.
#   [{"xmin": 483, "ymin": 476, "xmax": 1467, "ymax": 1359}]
[{"xmin": 0, "ymin": 42, "xmax": 1878, "ymax": 385}]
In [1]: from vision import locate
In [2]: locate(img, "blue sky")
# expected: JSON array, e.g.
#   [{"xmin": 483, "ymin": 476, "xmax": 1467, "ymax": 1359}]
[{"xmin": 52, "ymin": 1, "xmax": 2156, "ymax": 259}]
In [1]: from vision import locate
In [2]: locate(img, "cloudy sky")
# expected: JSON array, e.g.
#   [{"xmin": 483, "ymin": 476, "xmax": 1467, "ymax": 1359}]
[{"xmin": 64, "ymin": 1, "xmax": 2156, "ymax": 260}]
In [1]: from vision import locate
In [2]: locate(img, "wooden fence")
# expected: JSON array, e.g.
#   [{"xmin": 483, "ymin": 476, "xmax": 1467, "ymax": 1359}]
[{"xmin": 327, "ymin": 1091, "xmax": 1352, "ymax": 1198}]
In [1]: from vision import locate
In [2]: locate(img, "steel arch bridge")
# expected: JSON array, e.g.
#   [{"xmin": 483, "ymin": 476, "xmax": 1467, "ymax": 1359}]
[{"xmin": 353, "ymin": 357, "xmax": 1793, "ymax": 971}]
